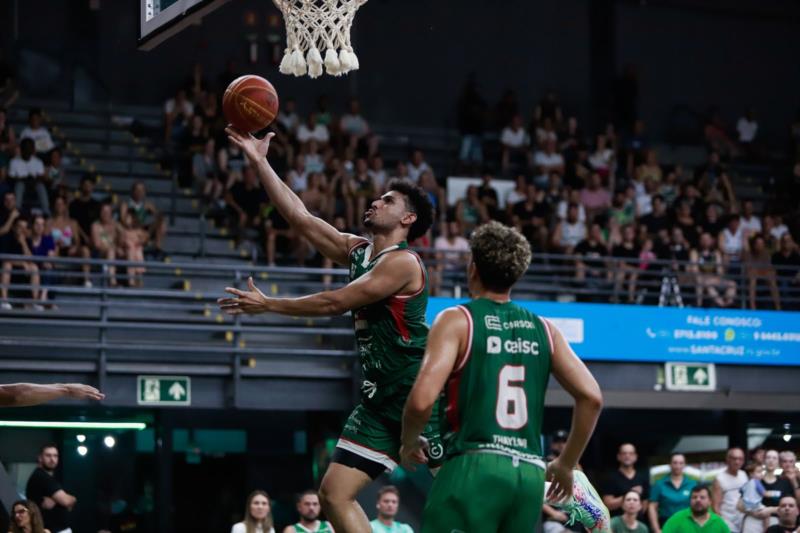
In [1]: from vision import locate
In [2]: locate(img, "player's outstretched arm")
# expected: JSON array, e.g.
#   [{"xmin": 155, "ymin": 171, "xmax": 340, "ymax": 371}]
[
  {"xmin": 546, "ymin": 320, "xmax": 603, "ymax": 502},
  {"xmin": 226, "ymin": 127, "xmax": 358, "ymax": 265},
  {"xmin": 0, "ymin": 383, "xmax": 105, "ymax": 407},
  {"xmin": 400, "ymin": 308, "xmax": 467, "ymax": 468},
  {"xmin": 219, "ymin": 251, "xmax": 420, "ymax": 317}
]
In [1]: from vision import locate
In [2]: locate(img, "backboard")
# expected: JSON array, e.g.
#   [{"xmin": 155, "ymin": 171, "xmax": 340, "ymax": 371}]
[{"xmin": 138, "ymin": 0, "xmax": 232, "ymax": 51}]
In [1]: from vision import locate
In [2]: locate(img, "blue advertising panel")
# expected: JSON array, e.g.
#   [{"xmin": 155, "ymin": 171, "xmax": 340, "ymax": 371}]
[{"xmin": 426, "ymin": 298, "xmax": 800, "ymax": 366}]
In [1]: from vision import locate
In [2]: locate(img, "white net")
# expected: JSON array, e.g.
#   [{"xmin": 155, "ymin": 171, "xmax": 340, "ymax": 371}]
[{"xmin": 272, "ymin": 0, "xmax": 368, "ymax": 78}]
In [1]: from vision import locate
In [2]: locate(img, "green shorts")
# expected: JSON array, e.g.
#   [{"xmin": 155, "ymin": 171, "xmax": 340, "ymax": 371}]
[
  {"xmin": 422, "ymin": 452, "xmax": 545, "ymax": 533},
  {"xmin": 335, "ymin": 397, "xmax": 444, "ymax": 476}
]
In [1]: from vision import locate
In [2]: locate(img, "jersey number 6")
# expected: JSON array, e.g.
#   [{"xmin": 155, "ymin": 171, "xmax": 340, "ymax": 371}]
[{"xmin": 496, "ymin": 365, "xmax": 528, "ymax": 429}]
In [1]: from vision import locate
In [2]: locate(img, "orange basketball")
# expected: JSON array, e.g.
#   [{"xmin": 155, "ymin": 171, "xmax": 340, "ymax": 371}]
[{"xmin": 223, "ymin": 75, "xmax": 279, "ymax": 133}]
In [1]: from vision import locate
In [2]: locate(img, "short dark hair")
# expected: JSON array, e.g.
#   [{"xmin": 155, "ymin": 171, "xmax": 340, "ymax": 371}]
[
  {"xmin": 386, "ymin": 178, "xmax": 434, "ymax": 242},
  {"xmin": 470, "ymin": 221, "xmax": 531, "ymax": 292},
  {"xmin": 28, "ymin": 108, "xmax": 42, "ymax": 120},
  {"xmin": 377, "ymin": 485, "xmax": 399, "ymax": 500},
  {"xmin": 80, "ymin": 173, "xmax": 96, "ymax": 186},
  {"xmin": 20, "ymin": 138, "xmax": 34, "ymax": 151},
  {"xmin": 691, "ymin": 485, "xmax": 711, "ymax": 498},
  {"xmin": 39, "ymin": 443, "xmax": 58, "ymax": 455},
  {"xmin": 296, "ymin": 489, "xmax": 318, "ymax": 503}
]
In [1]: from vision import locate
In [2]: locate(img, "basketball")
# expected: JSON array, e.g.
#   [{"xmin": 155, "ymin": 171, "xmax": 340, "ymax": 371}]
[{"xmin": 223, "ymin": 75, "xmax": 279, "ymax": 132}]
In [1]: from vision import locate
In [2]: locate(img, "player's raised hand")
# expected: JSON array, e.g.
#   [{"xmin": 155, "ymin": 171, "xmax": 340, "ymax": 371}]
[
  {"xmin": 546, "ymin": 457, "xmax": 574, "ymax": 504},
  {"xmin": 64, "ymin": 384, "xmax": 105, "ymax": 401},
  {"xmin": 218, "ymin": 277, "xmax": 269, "ymax": 315},
  {"xmin": 225, "ymin": 126, "xmax": 274, "ymax": 162}
]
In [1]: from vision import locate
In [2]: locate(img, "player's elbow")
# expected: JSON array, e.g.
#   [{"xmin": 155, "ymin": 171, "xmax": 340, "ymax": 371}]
[{"xmin": 577, "ymin": 386, "xmax": 603, "ymax": 414}]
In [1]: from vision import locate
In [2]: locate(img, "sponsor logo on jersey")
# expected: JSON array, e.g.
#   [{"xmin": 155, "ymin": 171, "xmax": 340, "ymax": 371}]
[
  {"xmin": 428, "ymin": 441, "xmax": 444, "ymax": 459},
  {"xmin": 487, "ymin": 336, "xmax": 502, "ymax": 354},
  {"xmin": 486, "ymin": 336, "xmax": 540, "ymax": 355},
  {"xmin": 485, "ymin": 315, "xmax": 503, "ymax": 331},
  {"xmin": 503, "ymin": 338, "xmax": 540, "ymax": 355}
]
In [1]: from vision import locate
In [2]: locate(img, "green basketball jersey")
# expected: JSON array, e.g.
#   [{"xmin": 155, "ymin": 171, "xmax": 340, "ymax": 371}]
[
  {"xmin": 293, "ymin": 521, "xmax": 333, "ymax": 532},
  {"xmin": 348, "ymin": 240, "xmax": 429, "ymax": 409},
  {"xmin": 443, "ymin": 298, "xmax": 552, "ymax": 464}
]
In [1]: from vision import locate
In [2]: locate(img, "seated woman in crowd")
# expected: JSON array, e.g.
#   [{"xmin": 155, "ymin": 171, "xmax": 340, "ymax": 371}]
[
  {"xmin": 91, "ymin": 203, "xmax": 120, "ymax": 287},
  {"xmin": 9, "ymin": 499, "xmax": 50, "ymax": 533},
  {"xmin": 119, "ymin": 210, "xmax": 148, "ymax": 288},
  {"xmin": 28, "ymin": 214, "xmax": 56, "ymax": 306},
  {"xmin": 744, "ymin": 234, "xmax": 780, "ymax": 310},
  {"xmin": 48, "ymin": 195, "xmax": 92, "ymax": 287},
  {"xmin": 690, "ymin": 232, "xmax": 736, "ymax": 308},
  {"xmin": 230, "ymin": 490, "xmax": 275, "ymax": 533},
  {"xmin": 1, "ymin": 217, "xmax": 41, "ymax": 310},
  {"xmin": 455, "ymin": 185, "xmax": 489, "ymax": 237}
]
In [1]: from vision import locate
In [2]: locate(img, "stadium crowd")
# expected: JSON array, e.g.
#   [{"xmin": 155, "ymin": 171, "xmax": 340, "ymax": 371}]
[
  {"xmin": 1, "ymin": 64, "xmax": 800, "ymax": 311},
  {"xmin": 8, "ymin": 439, "xmax": 800, "ymax": 533}
]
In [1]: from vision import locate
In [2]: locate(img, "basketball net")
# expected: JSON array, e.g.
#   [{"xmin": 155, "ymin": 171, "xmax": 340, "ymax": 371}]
[{"xmin": 273, "ymin": 0, "xmax": 368, "ymax": 78}]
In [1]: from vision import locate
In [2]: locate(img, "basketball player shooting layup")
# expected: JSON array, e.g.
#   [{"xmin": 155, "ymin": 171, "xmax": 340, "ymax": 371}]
[
  {"xmin": 218, "ymin": 127, "xmax": 439, "ymax": 533},
  {"xmin": 400, "ymin": 222, "xmax": 608, "ymax": 532}
]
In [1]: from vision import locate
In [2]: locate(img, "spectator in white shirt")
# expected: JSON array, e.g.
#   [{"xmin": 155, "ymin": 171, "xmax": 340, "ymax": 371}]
[
  {"xmin": 9, "ymin": 139, "xmax": 49, "ymax": 215},
  {"xmin": 340, "ymin": 98, "xmax": 378, "ymax": 158},
  {"xmin": 533, "ymin": 139, "xmax": 565, "ymax": 187},
  {"xmin": 557, "ymin": 189, "xmax": 587, "ymax": 223},
  {"xmin": 368, "ymin": 155, "xmax": 388, "ymax": 193},
  {"xmin": 739, "ymin": 200, "xmax": 762, "ymax": 237},
  {"xmin": 407, "ymin": 149, "xmax": 431, "ymax": 182},
  {"xmin": 287, "ymin": 156, "xmax": 309, "ymax": 193},
  {"xmin": 296, "ymin": 113, "xmax": 330, "ymax": 147},
  {"xmin": 277, "ymin": 97, "xmax": 300, "ymax": 135},
  {"xmin": 552, "ymin": 202, "xmax": 587, "ymax": 254},
  {"xmin": 432, "ymin": 220, "xmax": 470, "ymax": 296},
  {"xmin": 19, "ymin": 109, "xmax": 54, "ymax": 156},
  {"xmin": 719, "ymin": 215, "xmax": 745, "ymax": 264},
  {"xmin": 588, "ymin": 134, "xmax": 615, "ymax": 179},
  {"xmin": 500, "ymin": 114, "xmax": 533, "ymax": 173},
  {"xmin": 534, "ymin": 116, "xmax": 558, "ymax": 148},
  {"xmin": 736, "ymin": 108, "xmax": 758, "ymax": 145}
]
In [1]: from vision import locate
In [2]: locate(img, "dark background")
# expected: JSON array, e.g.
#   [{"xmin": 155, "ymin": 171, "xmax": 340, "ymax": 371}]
[{"xmin": 1, "ymin": 0, "xmax": 798, "ymax": 143}]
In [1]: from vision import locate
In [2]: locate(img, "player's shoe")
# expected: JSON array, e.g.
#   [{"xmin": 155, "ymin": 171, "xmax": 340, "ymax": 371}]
[{"xmin": 546, "ymin": 470, "xmax": 611, "ymax": 533}]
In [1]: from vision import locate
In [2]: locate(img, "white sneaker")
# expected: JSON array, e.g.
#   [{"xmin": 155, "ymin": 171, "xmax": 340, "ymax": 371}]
[
  {"xmin": 0, "ymin": 301, "xmax": 11, "ymax": 310},
  {"xmin": 84, "ymin": 280, "xmax": 93, "ymax": 288},
  {"xmin": 32, "ymin": 304, "xmax": 45, "ymax": 312}
]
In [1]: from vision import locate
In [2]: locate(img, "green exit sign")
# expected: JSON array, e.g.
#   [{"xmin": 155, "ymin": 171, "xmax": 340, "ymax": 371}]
[
  {"xmin": 137, "ymin": 376, "xmax": 191, "ymax": 406},
  {"xmin": 664, "ymin": 363, "xmax": 716, "ymax": 392}
]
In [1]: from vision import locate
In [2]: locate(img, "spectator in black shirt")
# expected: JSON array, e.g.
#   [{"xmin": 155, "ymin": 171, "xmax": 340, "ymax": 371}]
[
  {"xmin": 765, "ymin": 496, "xmax": 798, "ymax": 533},
  {"xmin": 68, "ymin": 175, "xmax": 101, "ymax": 243},
  {"xmin": 603, "ymin": 443, "xmax": 650, "ymax": 518},
  {"xmin": 641, "ymin": 195, "xmax": 670, "ymax": 236},
  {"xmin": 511, "ymin": 184, "xmax": 549, "ymax": 251},
  {"xmin": 700, "ymin": 204, "xmax": 726, "ymax": 239},
  {"xmin": 477, "ymin": 174, "xmax": 501, "ymax": 221},
  {"xmin": 612, "ymin": 224, "xmax": 640, "ymax": 302},
  {"xmin": 772, "ymin": 234, "xmax": 800, "ymax": 305},
  {"xmin": 0, "ymin": 190, "xmax": 20, "ymax": 253},
  {"xmin": 575, "ymin": 223, "xmax": 610, "ymax": 300},
  {"xmin": 762, "ymin": 450, "xmax": 796, "ymax": 524},
  {"xmin": 25, "ymin": 444, "xmax": 76, "ymax": 533},
  {"xmin": 225, "ymin": 166, "xmax": 267, "ymax": 241}
]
